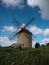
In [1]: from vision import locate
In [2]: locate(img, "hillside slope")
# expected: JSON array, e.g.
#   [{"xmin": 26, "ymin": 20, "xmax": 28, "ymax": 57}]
[{"xmin": 0, "ymin": 47, "xmax": 49, "ymax": 65}]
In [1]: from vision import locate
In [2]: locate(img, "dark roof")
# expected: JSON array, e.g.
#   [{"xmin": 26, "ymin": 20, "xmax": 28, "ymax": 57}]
[{"xmin": 17, "ymin": 28, "xmax": 32, "ymax": 35}]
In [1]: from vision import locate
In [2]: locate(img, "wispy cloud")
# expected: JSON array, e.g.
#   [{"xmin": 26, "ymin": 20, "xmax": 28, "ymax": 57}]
[
  {"xmin": 0, "ymin": 36, "xmax": 10, "ymax": 46},
  {"xmin": 0, "ymin": 36, "xmax": 16, "ymax": 46},
  {"xmin": 29, "ymin": 25, "xmax": 43, "ymax": 34},
  {"xmin": 29, "ymin": 25, "xmax": 49, "ymax": 36},
  {"xmin": 44, "ymin": 29, "xmax": 49, "ymax": 36},
  {"xmin": 1, "ymin": 0, "xmax": 24, "ymax": 8},
  {"xmin": 42, "ymin": 38, "xmax": 49, "ymax": 45},
  {"xmin": 1, "ymin": 25, "xmax": 16, "ymax": 32},
  {"xmin": 27, "ymin": 0, "xmax": 49, "ymax": 20},
  {"xmin": 1, "ymin": 0, "xmax": 49, "ymax": 19}
]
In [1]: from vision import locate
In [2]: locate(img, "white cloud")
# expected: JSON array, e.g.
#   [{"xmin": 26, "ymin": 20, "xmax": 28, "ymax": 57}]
[
  {"xmin": 42, "ymin": 38, "xmax": 49, "ymax": 45},
  {"xmin": 29, "ymin": 25, "xmax": 49, "ymax": 36},
  {"xmin": 29, "ymin": 25, "xmax": 43, "ymax": 34},
  {"xmin": 0, "ymin": 36, "xmax": 16, "ymax": 46},
  {"xmin": 2, "ymin": 0, "xmax": 24, "ymax": 8},
  {"xmin": 0, "ymin": 36, "xmax": 10, "ymax": 46},
  {"xmin": 44, "ymin": 29, "xmax": 49, "ymax": 36},
  {"xmin": 27, "ymin": 0, "xmax": 49, "ymax": 20},
  {"xmin": 2, "ymin": 25, "xmax": 16, "ymax": 32}
]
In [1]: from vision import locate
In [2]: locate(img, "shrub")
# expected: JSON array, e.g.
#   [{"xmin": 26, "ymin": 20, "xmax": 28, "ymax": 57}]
[
  {"xmin": 46, "ymin": 43, "xmax": 49, "ymax": 46},
  {"xmin": 41, "ymin": 44, "xmax": 45, "ymax": 47},
  {"xmin": 35, "ymin": 43, "xmax": 40, "ymax": 48}
]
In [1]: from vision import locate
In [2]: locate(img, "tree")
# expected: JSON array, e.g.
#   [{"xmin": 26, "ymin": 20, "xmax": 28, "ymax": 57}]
[
  {"xmin": 41, "ymin": 44, "xmax": 45, "ymax": 47},
  {"xmin": 46, "ymin": 43, "xmax": 49, "ymax": 46},
  {"xmin": 35, "ymin": 42, "xmax": 40, "ymax": 48},
  {"xmin": 0, "ymin": 44, "xmax": 1, "ymax": 47}
]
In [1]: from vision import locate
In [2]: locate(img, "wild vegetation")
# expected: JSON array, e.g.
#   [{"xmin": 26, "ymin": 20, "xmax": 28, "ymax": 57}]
[{"xmin": 0, "ymin": 46, "xmax": 49, "ymax": 65}]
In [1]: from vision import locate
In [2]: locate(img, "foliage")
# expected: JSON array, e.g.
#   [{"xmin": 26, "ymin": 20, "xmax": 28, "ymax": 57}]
[
  {"xmin": 41, "ymin": 44, "xmax": 45, "ymax": 47},
  {"xmin": 35, "ymin": 42, "xmax": 40, "ymax": 48},
  {"xmin": 0, "ymin": 47, "xmax": 49, "ymax": 65},
  {"xmin": 46, "ymin": 43, "xmax": 49, "ymax": 46}
]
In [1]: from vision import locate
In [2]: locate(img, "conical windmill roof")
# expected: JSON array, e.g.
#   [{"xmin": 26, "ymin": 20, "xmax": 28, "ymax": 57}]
[{"xmin": 17, "ymin": 28, "xmax": 32, "ymax": 35}]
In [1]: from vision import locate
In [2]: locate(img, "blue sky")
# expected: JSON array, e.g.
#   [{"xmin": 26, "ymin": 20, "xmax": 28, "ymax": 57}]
[{"xmin": 0, "ymin": 0, "xmax": 49, "ymax": 47}]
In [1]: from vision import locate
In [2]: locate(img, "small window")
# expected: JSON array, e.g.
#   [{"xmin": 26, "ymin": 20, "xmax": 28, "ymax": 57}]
[{"xmin": 23, "ymin": 44, "xmax": 24, "ymax": 46}]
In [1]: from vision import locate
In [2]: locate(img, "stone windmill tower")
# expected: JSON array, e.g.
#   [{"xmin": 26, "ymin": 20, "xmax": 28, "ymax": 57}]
[{"xmin": 9, "ymin": 18, "xmax": 35, "ymax": 48}]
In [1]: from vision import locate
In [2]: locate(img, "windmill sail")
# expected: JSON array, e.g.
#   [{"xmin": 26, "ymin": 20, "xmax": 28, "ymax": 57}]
[{"xmin": 24, "ymin": 18, "xmax": 35, "ymax": 28}]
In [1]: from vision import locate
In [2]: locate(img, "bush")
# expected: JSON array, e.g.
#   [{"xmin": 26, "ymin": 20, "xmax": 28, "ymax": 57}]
[
  {"xmin": 35, "ymin": 43, "xmax": 40, "ymax": 48},
  {"xmin": 41, "ymin": 44, "xmax": 45, "ymax": 47},
  {"xmin": 46, "ymin": 43, "xmax": 49, "ymax": 46}
]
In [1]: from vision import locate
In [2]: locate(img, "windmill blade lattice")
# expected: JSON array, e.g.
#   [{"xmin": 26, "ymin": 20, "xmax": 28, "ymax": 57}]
[
  {"xmin": 24, "ymin": 17, "xmax": 35, "ymax": 28},
  {"xmin": 8, "ymin": 31, "xmax": 18, "ymax": 40},
  {"xmin": 13, "ymin": 19, "xmax": 22, "ymax": 29}
]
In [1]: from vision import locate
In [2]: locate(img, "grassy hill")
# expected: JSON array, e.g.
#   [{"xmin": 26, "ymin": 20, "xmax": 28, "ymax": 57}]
[{"xmin": 0, "ymin": 47, "xmax": 49, "ymax": 65}]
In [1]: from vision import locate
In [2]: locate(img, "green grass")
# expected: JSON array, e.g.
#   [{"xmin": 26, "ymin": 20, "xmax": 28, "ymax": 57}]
[{"xmin": 0, "ymin": 47, "xmax": 49, "ymax": 65}]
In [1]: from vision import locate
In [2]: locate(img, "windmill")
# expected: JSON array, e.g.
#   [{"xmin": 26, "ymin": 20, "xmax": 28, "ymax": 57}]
[{"xmin": 9, "ymin": 17, "xmax": 35, "ymax": 48}]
